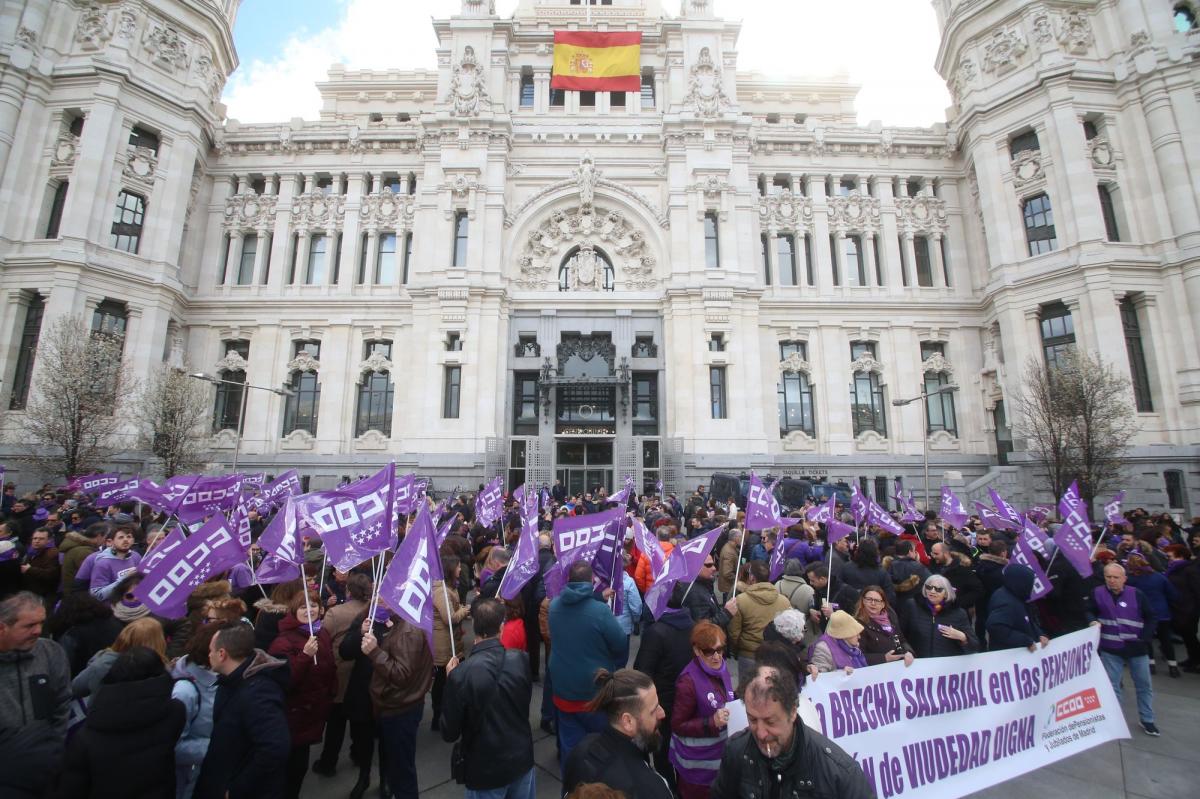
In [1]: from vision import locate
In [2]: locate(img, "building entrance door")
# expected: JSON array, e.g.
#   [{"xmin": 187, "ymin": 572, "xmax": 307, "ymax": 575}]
[{"xmin": 555, "ymin": 439, "xmax": 614, "ymax": 496}]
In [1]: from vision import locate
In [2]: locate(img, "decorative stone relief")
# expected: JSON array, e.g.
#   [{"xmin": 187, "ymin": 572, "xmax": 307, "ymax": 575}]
[
  {"xmin": 505, "ymin": 178, "xmax": 669, "ymax": 229},
  {"xmin": 1032, "ymin": 14, "xmax": 1054, "ymax": 45},
  {"xmin": 855, "ymin": 430, "xmax": 888, "ymax": 451},
  {"xmin": 76, "ymin": 5, "xmax": 111, "ymax": 50},
  {"xmin": 920, "ymin": 352, "xmax": 955, "ymax": 376},
  {"xmin": 1010, "ymin": 150, "xmax": 1044, "ymax": 187},
  {"xmin": 516, "ymin": 206, "xmax": 657, "ymax": 290},
  {"xmin": 952, "ymin": 59, "xmax": 976, "ymax": 102},
  {"xmin": 1058, "ymin": 11, "xmax": 1093, "ymax": 55},
  {"xmin": 280, "ymin": 429, "xmax": 316, "ymax": 451},
  {"xmin": 826, "ymin": 193, "xmax": 881, "ymax": 235},
  {"xmin": 214, "ymin": 349, "xmax": 249, "ymax": 374},
  {"xmin": 291, "ymin": 192, "xmax": 346, "ymax": 231},
  {"xmin": 809, "ymin": 127, "xmax": 826, "ymax": 158},
  {"xmin": 360, "ymin": 192, "xmax": 416, "ymax": 231},
  {"xmin": 1087, "ymin": 136, "xmax": 1116, "ymax": 171},
  {"xmin": 16, "ymin": 26, "xmax": 37, "ymax": 49},
  {"xmin": 51, "ymin": 134, "xmax": 79, "ymax": 168},
  {"xmin": 689, "ymin": 174, "xmax": 732, "ymax": 220},
  {"xmin": 572, "ymin": 153, "xmax": 600, "ymax": 209},
  {"xmin": 928, "ymin": 430, "xmax": 960, "ymax": 451},
  {"xmin": 758, "ymin": 189, "xmax": 814, "ymax": 232},
  {"xmin": 683, "ymin": 47, "xmax": 729, "ymax": 118},
  {"xmin": 779, "ymin": 352, "xmax": 812, "ymax": 376},
  {"xmin": 849, "ymin": 352, "xmax": 885, "ymax": 375},
  {"xmin": 211, "ymin": 429, "xmax": 239, "ymax": 450},
  {"xmin": 123, "ymin": 146, "xmax": 158, "ymax": 187},
  {"xmin": 354, "ymin": 430, "xmax": 389, "ymax": 451},
  {"xmin": 981, "ymin": 27, "xmax": 1028, "ymax": 75},
  {"xmin": 194, "ymin": 46, "xmax": 225, "ymax": 100},
  {"xmin": 116, "ymin": 8, "xmax": 138, "ymax": 40},
  {"xmin": 286, "ymin": 351, "xmax": 320, "ymax": 374},
  {"xmin": 560, "ymin": 244, "xmax": 609, "ymax": 292},
  {"xmin": 447, "ymin": 46, "xmax": 489, "ymax": 117},
  {"xmin": 782, "ymin": 430, "xmax": 817, "ymax": 452},
  {"xmin": 143, "ymin": 23, "xmax": 191, "ymax": 74},
  {"xmin": 894, "ymin": 195, "xmax": 948, "ymax": 236},
  {"xmin": 358, "ymin": 350, "xmax": 393, "ymax": 379},
  {"xmin": 223, "ymin": 192, "xmax": 278, "ymax": 232}
]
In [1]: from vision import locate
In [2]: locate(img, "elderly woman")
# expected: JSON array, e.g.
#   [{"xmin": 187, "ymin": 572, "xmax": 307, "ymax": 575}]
[
  {"xmin": 669, "ymin": 620, "xmax": 736, "ymax": 799},
  {"xmin": 760, "ymin": 608, "xmax": 809, "ymax": 679},
  {"xmin": 807, "ymin": 610, "xmax": 868, "ymax": 676},
  {"xmin": 853, "ymin": 584, "xmax": 914, "ymax": 666},
  {"xmin": 902, "ymin": 574, "xmax": 978, "ymax": 658}
]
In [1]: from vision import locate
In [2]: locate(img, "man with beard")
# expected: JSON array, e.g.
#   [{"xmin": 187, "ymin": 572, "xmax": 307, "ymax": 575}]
[
  {"xmin": 561, "ymin": 668, "xmax": 671, "ymax": 798},
  {"xmin": 710, "ymin": 665, "xmax": 872, "ymax": 799}
]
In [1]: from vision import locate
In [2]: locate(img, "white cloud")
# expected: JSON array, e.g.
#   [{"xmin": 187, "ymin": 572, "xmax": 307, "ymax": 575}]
[{"xmin": 223, "ymin": 0, "xmax": 950, "ymax": 127}]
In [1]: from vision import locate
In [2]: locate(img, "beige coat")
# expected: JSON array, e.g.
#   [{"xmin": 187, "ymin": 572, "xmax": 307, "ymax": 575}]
[
  {"xmin": 729, "ymin": 582, "xmax": 792, "ymax": 659},
  {"xmin": 431, "ymin": 579, "xmax": 469, "ymax": 667},
  {"xmin": 717, "ymin": 538, "xmax": 742, "ymax": 593},
  {"xmin": 324, "ymin": 597, "xmax": 367, "ymax": 702}
]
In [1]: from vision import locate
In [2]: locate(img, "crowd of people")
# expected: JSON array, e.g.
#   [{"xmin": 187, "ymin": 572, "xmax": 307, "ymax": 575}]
[{"xmin": 1, "ymin": 476, "xmax": 1199, "ymax": 799}]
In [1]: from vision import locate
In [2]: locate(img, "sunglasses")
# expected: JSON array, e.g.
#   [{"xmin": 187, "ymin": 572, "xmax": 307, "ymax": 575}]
[
  {"xmin": 700, "ymin": 645, "xmax": 725, "ymax": 656},
  {"xmin": 924, "ymin": 585, "xmax": 946, "ymax": 594}
]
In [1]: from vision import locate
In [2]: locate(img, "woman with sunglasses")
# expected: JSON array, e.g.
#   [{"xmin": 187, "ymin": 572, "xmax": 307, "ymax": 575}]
[
  {"xmin": 853, "ymin": 585, "xmax": 914, "ymax": 666},
  {"xmin": 668, "ymin": 620, "xmax": 736, "ymax": 799},
  {"xmin": 902, "ymin": 575, "xmax": 978, "ymax": 658}
]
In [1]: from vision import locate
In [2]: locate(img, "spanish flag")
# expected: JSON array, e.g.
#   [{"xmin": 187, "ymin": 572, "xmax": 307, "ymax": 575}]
[{"xmin": 551, "ymin": 31, "xmax": 642, "ymax": 92}]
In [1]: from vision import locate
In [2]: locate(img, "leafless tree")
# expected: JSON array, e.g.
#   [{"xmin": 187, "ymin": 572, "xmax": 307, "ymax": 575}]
[
  {"xmin": 21, "ymin": 316, "xmax": 127, "ymax": 479},
  {"xmin": 1015, "ymin": 350, "xmax": 1139, "ymax": 514},
  {"xmin": 131, "ymin": 365, "xmax": 212, "ymax": 478}
]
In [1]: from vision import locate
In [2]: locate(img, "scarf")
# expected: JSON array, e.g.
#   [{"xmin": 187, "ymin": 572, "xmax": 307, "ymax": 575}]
[
  {"xmin": 869, "ymin": 610, "xmax": 893, "ymax": 632},
  {"xmin": 692, "ymin": 654, "xmax": 735, "ymax": 707},
  {"xmin": 811, "ymin": 633, "xmax": 868, "ymax": 669},
  {"xmin": 114, "ymin": 601, "xmax": 151, "ymax": 623},
  {"xmin": 925, "ymin": 598, "xmax": 944, "ymax": 615}
]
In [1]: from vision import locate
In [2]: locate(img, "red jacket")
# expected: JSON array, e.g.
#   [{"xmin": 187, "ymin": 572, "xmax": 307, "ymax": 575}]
[
  {"xmin": 635, "ymin": 541, "xmax": 674, "ymax": 594},
  {"xmin": 268, "ymin": 614, "xmax": 337, "ymax": 745},
  {"xmin": 899, "ymin": 533, "xmax": 930, "ymax": 567}
]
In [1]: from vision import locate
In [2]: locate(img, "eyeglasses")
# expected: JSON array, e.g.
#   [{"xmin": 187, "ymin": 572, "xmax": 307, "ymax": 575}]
[
  {"xmin": 924, "ymin": 585, "xmax": 946, "ymax": 594},
  {"xmin": 862, "ymin": 596, "xmax": 885, "ymax": 604},
  {"xmin": 700, "ymin": 645, "xmax": 725, "ymax": 656}
]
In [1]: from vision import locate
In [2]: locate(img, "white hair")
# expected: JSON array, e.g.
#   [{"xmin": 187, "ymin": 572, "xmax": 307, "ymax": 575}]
[
  {"xmin": 923, "ymin": 574, "xmax": 956, "ymax": 603},
  {"xmin": 771, "ymin": 609, "xmax": 807, "ymax": 643}
]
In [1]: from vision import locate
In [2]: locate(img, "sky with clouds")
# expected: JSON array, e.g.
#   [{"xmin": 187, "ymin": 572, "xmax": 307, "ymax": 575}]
[{"xmin": 225, "ymin": 0, "xmax": 951, "ymax": 127}]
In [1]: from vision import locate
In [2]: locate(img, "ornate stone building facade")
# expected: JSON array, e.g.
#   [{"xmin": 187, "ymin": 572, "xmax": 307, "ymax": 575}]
[{"xmin": 0, "ymin": 0, "xmax": 1197, "ymax": 513}]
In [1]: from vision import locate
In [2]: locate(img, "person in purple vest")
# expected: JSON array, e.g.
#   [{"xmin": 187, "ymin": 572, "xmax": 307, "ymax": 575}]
[
  {"xmin": 668, "ymin": 620, "xmax": 736, "ymax": 799},
  {"xmin": 806, "ymin": 610, "xmax": 868, "ymax": 676},
  {"xmin": 1088, "ymin": 562, "xmax": 1160, "ymax": 736},
  {"xmin": 88, "ymin": 527, "xmax": 142, "ymax": 601}
]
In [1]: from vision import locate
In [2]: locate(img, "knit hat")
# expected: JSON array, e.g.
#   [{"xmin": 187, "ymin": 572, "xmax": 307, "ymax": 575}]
[
  {"xmin": 826, "ymin": 610, "xmax": 865, "ymax": 640},
  {"xmin": 32, "ymin": 508, "xmax": 49, "ymax": 522}
]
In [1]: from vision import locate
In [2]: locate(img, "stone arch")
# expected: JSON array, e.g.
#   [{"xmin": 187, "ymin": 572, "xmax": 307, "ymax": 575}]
[{"xmin": 505, "ymin": 188, "xmax": 667, "ymax": 292}]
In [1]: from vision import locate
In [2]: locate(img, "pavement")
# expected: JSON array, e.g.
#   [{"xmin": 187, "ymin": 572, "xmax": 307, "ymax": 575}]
[{"xmin": 301, "ymin": 630, "xmax": 1200, "ymax": 799}]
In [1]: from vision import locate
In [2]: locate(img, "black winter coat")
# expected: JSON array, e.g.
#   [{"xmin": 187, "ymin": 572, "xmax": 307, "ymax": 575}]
[
  {"xmin": 58, "ymin": 616, "xmax": 124, "ymax": 676},
  {"xmin": 683, "ymin": 577, "xmax": 731, "ymax": 628},
  {"xmin": 1035, "ymin": 556, "xmax": 1092, "ymax": 637},
  {"xmin": 440, "ymin": 638, "xmax": 534, "ymax": 790},
  {"xmin": 338, "ymin": 614, "xmax": 389, "ymax": 723},
  {"xmin": 933, "ymin": 555, "xmax": 984, "ymax": 612},
  {"xmin": 973, "ymin": 555, "xmax": 1009, "ymax": 623},
  {"xmin": 901, "ymin": 597, "xmax": 979, "ymax": 658},
  {"xmin": 839, "ymin": 561, "xmax": 896, "ymax": 604},
  {"xmin": 55, "ymin": 673, "xmax": 186, "ymax": 799},
  {"xmin": 562, "ymin": 726, "xmax": 673, "ymax": 799},
  {"xmin": 710, "ymin": 721, "xmax": 874, "ymax": 799},
  {"xmin": 632, "ymin": 608, "xmax": 694, "ymax": 718},
  {"xmin": 985, "ymin": 565, "xmax": 1045, "ymax": 651},
  {"xmin": 192, "ymin": 649, "xmax": 291, "ymax": 799}
]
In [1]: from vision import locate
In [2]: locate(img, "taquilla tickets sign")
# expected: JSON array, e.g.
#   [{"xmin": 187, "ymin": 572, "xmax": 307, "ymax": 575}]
[{"xmin": 802, "ymin": 627, "xmax": 1129, "ymax": 799}]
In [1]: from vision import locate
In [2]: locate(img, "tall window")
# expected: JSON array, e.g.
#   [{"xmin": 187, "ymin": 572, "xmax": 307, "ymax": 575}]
[
  {"xmin": 641, "ymin": 69, "xmax": 655, "ymax": 108},
  {"xmin": 844, "ymin": 235, "xmax": 865, "ymax": 286},
  {"xmin": 451, "ymin": 211, "xmax": 468, "ymax": 268},
  {"xmin": 213, "ymin": 340, "xmax": 249, "ymax": 432},
  {"xmin": 1009, "ymin": 129, "xmax": 1040, "ymax": 158},
  {"xmin": 513, "ymin": 371, "xmax": 539, "ymax": 435},
  {"xmin": 305, "ymin": 234, "xmax": 327, "ymax": 284},
  {"xmin": 519, "ymin": 68, "xmax": 535, "ymax": 107},
  {"xmin": 1120, "ymin": 297, "xmax": 1154, "ymax": 412},
  {"xmin": 91, "ymin": 300, "xmax": 127, "ymax": 340},
  {"xmin": 921, "ymin": 342, "xmax": 957, "ymax": 436},
  {"xmin": 401, "ymin": 232, "xmax": 413, "ymax": 284},
  {"xmin": 1164, "ymin": 470, "xmax": 1186, "ymax": 509},
  {"xmin": 1098, "ymin": 185, "xmax": 1121, "ymax": 241},
  {"xmin": 914, "ymin": 236, "xmax": 934, "ymax": 287},
  {"xmin": 111, "ymin": 190, "xmax": 146, "ymax": 253},
  {"xmin": 760, "ymin": 234, "xmax": 771, "ymax": 286},
  {"xmin": 850, "ymin": 342, "xmax": 886, "ymax": 437},
  {"xmin": 778, "ymin": 341, "xmax": 815, "ymax": 437},
  {"xmin": 356, "ymin": 340, "xmax": 394, "ymax": 436},
  {"xmin": 704, "ymin": 211, "xmax": 720, "ymax": 269},
  {"xmin": 778, "ymin": 234, "xmax": 797, "ymax": 286},
  {"xmin": 710, "ymin": 367, "xmax": 727, "ymax": 419},
  {"xmin": 633, "ymin": 372, "xmax": 659, "ymax": 435},
  {"xmin": 236, "ymin": 236, "xmax": 256, "ymax": 285},
  {"xmin": 830, "ymin": 234, "xmax": 840, "ymax": 286},
  {"xmin": 1040, "ymin": 303, "xmax": 1075, "ymax": 371},
  {"xmin": 9, "ymin": 294, "xmax": 44, "ymax": 410},
  {"xmin": 1022, "ymin": 193, "xmax": 1057, "ymax": 255},
  {"xmin": 804, "ymin": 234, "xmax": 814, "ymax": 285},
  {"xmin": 376, "ymin": 232, "xmax": 396, "ymax": 284},
  {"xmin": 44, "ymin": 181, "xmax": 68, "ymax": 239},
  {"xmin": 283, "ymin": 341, "xmax": 320, "ymax": 436},
  {"xmin": 443, "ymin": 366, "xmax": 462, "ymax": 418}
]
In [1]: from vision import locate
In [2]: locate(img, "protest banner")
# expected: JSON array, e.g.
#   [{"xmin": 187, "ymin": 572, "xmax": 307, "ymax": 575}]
[{"xmin": 802, "ymin": 627, "xmax": 1128, "ymax": 799}]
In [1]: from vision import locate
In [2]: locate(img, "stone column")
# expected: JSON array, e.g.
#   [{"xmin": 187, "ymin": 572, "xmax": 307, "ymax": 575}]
[
  {"xmin": 863, "ymin": 233, "xmax": 878, "ymax": 287},
  {"xmin": 59, "ymin": 87, "xmax": 121, "ymax": 242},
  {"xmin": 903, "ymin": 234, "xmax": 918, "ymax": 287},
  {"xmin": 324, "ymin": 227, "xmax": 338, "ymax": 286},
  {"xmin": 365, "ymin": 230, "xmax": 380, "ymax": 284},
  {"xmin": 294, "ymin": 231, "xmax": 311, "ymax": 285},
  {"xmin": 223, "ymin": 230, "xmax": 243, "ymax": 287},
  {"xmin": 534, "ymin": 71, "xmax": 550, "ymax": 115},
  {"xmin": 266, "ymin": 175, "xmax": 297, "ymax": 290},
  {"xmin": 811, "ymin": 177, "xmax": 834, "ymax": 294},
  {"xmin": 834, "ymin": 233, "xmax": 846, "ymax": 286},
  {"xmin": 251, "ymin": 230, "xmax": 269, "ymax": 286},
  {"xmin": 931, "ymin": 233, "xmax": 948, "ymax": 287}
]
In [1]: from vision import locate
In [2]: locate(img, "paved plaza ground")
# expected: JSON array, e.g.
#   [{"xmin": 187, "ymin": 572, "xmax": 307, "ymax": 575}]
[{"xmin": 302, "ymin": 632, "xmax": 1200, "ymax": 799}]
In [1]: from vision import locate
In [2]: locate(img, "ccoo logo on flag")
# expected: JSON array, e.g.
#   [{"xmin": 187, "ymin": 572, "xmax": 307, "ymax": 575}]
[{"xmin": 1053, "ymin": 688, "xmax": 1101, "ymax": 723}]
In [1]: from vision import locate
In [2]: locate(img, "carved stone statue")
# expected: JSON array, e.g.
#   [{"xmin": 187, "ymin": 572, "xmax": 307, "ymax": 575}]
[
  {"xmin": 684, "ymin": 47, "xmax": 729, "ymax": 118},
  {"xmin": 448, "ymin": 46, "xmax": 489, "ymax": 117},
  {"xmin": 572, "ymin": 153, "xmax": 600, "ymax": 209}
]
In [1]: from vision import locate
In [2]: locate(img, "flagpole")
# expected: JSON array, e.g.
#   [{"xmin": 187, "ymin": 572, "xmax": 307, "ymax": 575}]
[
  {"xmin": 317, "ymin": 550, "xmax": 328, "ymax": 604},
  {"xmin": 441, "ymin": 580, "xmax": 457, "ymax": 662},
  {"xmin": 301, "ymin": 581, "xmax": 318, "ymax": 664},
  {"xmin": 730, "ymin": 503, "xmax": 745, "ymax": 600}
]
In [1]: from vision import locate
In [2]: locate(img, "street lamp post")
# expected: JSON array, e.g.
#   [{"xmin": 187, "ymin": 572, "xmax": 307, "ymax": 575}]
[
  {"xmin": 892, "ymin": 383, "xmax": 959, "ymax": 509},
  {"xmin": 189, "ymin": 372, "xmax": 292, "ymax": 473}
]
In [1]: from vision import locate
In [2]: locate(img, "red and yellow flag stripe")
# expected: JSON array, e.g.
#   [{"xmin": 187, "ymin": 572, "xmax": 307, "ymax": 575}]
[{"xmin": 551, "ymin": 31, "xmax": 642, "ymax": 92}]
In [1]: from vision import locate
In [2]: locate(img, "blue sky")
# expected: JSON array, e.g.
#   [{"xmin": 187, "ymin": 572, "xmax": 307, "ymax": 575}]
[{"xmin": 222, "ymin": 1, "xmax": 951, "ymax": 127}]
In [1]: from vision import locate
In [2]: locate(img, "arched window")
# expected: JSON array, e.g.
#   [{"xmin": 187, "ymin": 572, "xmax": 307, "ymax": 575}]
[{"xmin": 558, "ymin": 245, "xmax": 615, "ymax": 291}]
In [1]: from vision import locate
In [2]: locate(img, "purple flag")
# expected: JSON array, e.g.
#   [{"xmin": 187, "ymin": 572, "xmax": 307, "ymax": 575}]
[
  {"xmin": 540, "ymin": 487, "xmax": 551, "ymax": 509},
  {"xmin": 379, "ymin": 501, "xmax": 443, "ymax": 651},
  {"xmin": 298, "ymin": 464, "xmax": 396, "ymax": 573},
  {"xmin": 1104, "ymin": 491, "xmax": 1128, "ymax": 526},
  {"xmin": 899, "ymin": 491, "xmax": 925, "ymax": 524},
  {"xmin": 826, "ymin": 516, "xmax": 856, "ymax": 544},
  {"xmin": 974, "ymin": 501, "xmax": 1019, "ymax": 532},
  {"xmin": 806, "ymin": 495, "xmax": 835, "ymax": 524},
  {"xmin": 130, "ymin": 476, "xmax": 196, "ymax": 516},
  {"xmin": 590, "ymin": 517, "xmax": 625, "ymax": 618},
  {"xmin": 769, "ymin": 531, "xmax": 789, "ymax": 582},
  {"xmin": 850, "ymin": 484, "xmax": 869, "ymax": 527},
  {"xmin": 475, "ymin": 477, "xmax": 504, "ymax": 528},
  {"xmin": 241, "ymin": 472, "xmax": 267, "ymax": 488},
  {"xmin": 546, "ymin": 508, "xmax": 624, "ymax": 598},
  {"xmin": 392, "ymin": 473, "xmax": 423, "ymax": 515},
  {"xmin": 892, "ymin": 479, "xmax": 905, "ymax": 507},
  {"xmin": 644, "ymin": 525, "xmax": 724, "ymax": 620},
  {"xmin": 133, "ymin": 512, "xmax": 244, "ymax": 618},
  {"xmin": 632, "ymin": 517, "xmax": 666, "ymax": 577},
  {"xmin": 175, "ymin": 474, "xmax": 245, "ymax": 525},
  {"xmin": 988, "ymin": 488, "xmax": 1021, "ymax": 525},
  {"xmin": 434, "ymin": 500, "xmax": 455, "ymax": 548},
  {"xmin": 95, "ymin": 476, "xmax": 140, "ymax": 509},
  {"xmin": 229, "ymin": 502, "xmax": 253, "ymax": 554},
  {"xmin": 1010, "ymin": 535, "xmax": 1052, "ymax": 601},
  {"xmin": 255, "ymin": 553, "xmax": 302, "ymax": 585},
  {"xmin": 259, "ymin": 497, "xmax": 303, "ymax": 565},
  {"xmin": 1061, "ymin": 480, "xmax": 1082, "ymax": 516},
  {"xmin": 499, "ymin": 485, "xmax": 542, "ymax": 601},
  {"xmin": 255, "ymin": 469, "xmax": 303, "ymax": 511},
  {"xmin": 77, "ymin": 473, "xmax": 122, "ymax": 496},
  {"xmin": 866, "ymin": 498, "xmax": 904, "ymax": 535},
  {"xmin": 940, "ymin": 486, "xmax": 969, "ymax": 528},
  {"xmin": 1021, "ymin": 515, "xmax": 1050, "ymax": 557},
  {"xmin": 745, "ymin": 474, "xmax": 785, "ymax": 532},
  {"xmin": 1054, "ymin": 496, "xmax": 1095, "ymax": 578},
  {"xmin": 608, "ymin": 474, "xmax": 636, "ymax": 507},
  {"xmin": 137, "ymin": 527, "xmax": 187, "ymax": 575},
  {"xmin": 1026, "ymin": 504, "xmax": 1052, "ymax": 524},
  {"xmin": 655, "ymin": 479, "xmax": 664, "ymax": 496}
]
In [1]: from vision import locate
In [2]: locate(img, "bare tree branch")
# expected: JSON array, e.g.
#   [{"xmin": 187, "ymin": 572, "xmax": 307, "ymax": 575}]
[{"xmin": 129, "ymin": 365, "xmax": 212, "ymax": 479}]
